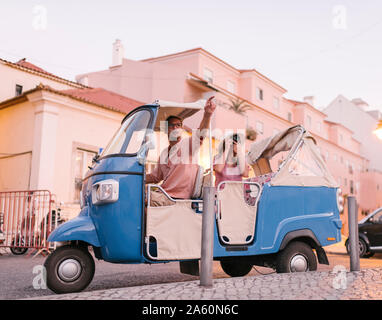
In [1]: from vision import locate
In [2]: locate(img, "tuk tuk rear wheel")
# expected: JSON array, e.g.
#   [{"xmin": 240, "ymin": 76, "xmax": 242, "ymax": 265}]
[
  {"xmin": 220, "ymin": 260, "xmax": 253, "ymax": 277},
  {"xmin": 44, "ymin": 245, "xmax": 95, "ymax": 294},
  {"xmin": 276, "ymin": 241, "xmax": 317, "ymax": 273}
]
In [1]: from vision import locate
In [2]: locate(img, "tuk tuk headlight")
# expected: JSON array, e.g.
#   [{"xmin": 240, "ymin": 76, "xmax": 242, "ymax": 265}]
[
  {"xmin": 337, "ymin": 188, "xmax": 344, "ymax": 213},
  {"xmin": 92, "ymin": 179, "xmax": 119, "ymax": 205}
]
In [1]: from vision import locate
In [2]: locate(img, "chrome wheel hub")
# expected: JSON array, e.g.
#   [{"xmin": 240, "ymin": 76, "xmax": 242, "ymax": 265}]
[
  {"xmin": 58, "ymin": 259, "xmax": 82, "ymax": 282},
  {"xmin": 290, "ymin": 254, "xmax": 308, "ymax": 272}
]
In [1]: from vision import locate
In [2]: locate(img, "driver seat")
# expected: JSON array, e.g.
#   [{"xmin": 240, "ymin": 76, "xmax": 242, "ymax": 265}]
[{"xmin": 191, "ymin": 165, "xmax": 204, "ymax": 199}]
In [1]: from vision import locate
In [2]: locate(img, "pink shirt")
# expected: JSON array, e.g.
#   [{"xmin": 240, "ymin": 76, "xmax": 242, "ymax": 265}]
[
  {"xmin": 146, "ymin": 136, "xmax": 202, "ymax": 199},
  {"xmin": 214, "ymin": 161, "xmax": 243, "ymax": 188}
]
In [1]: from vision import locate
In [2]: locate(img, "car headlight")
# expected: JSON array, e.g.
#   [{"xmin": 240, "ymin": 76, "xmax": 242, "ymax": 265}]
[{"xmin": 92, "ymin": 179, "xmax": 119, "ymax": 205}]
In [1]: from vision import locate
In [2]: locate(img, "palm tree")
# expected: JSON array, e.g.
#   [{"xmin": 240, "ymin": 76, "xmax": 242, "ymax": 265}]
[
  {"xmin": 246, "ymin": 126, "xmax": 257, "ymax": 141},
  {"xmin": 226, "ymin": 98, "xmax": 253, "ymax": 115}
]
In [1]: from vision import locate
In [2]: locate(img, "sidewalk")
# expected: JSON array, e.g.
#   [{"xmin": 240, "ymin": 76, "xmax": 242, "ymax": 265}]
[
  {"xmin": 30, "ymin": 267, "xmax": 382, "ymax": 300},
  {"xmin": 30, "ymin": 237, "xmax": 382, "ymax": 301}
]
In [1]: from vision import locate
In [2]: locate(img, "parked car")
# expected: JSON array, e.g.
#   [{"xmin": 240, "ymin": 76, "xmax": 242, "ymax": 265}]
[{"xmin": 345, "ymin": 207, "xmax": 382, "ymax": 258}]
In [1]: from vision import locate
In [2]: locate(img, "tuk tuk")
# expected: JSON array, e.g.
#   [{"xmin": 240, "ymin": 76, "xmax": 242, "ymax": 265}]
[{"xmin": 45, "ymin": 100, "xmax": 342, "ymax": 294}]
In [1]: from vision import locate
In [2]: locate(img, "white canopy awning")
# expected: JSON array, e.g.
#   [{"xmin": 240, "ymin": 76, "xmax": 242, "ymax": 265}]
[
  {"xmin": 247, "ymin": 125, "xmax": 338, "ymax": 188},
  {"xmin": 247, "ymin": 125, "xmax": 307, "ymax": 164},
  {"xmin": 154, "ymin": 99, "xmax": 205, "ymax": 130}
]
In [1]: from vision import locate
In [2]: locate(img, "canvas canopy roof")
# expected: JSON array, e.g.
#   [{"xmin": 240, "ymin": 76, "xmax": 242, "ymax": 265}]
[
  {"xmin": 247, "ymin": 125, "xmax": 339, "ymax": 188},
  {"xmin": 247, "ymin": 125, "xmax": 308, "ymax": 163},
  {"xmin": 154, "ymin": 99, "xmax": 205, "ymax": 130}
]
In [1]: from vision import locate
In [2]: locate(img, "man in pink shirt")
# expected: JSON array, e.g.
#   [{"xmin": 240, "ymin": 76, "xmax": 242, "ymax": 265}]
[{"xmin": 146, "ymin": 97, "xmax": 216, "ymax": 206}]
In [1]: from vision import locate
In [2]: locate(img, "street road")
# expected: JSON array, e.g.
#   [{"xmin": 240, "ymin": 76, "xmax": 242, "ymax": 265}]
[{"xmin": 1, "ymin": 249, "xmax": 381, "ymax": 300}]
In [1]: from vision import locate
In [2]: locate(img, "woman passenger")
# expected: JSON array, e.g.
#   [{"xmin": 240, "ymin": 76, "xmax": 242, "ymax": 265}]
[{"xmin": 213, "ymin": 133, "xmax": 249, "ymax": 188}]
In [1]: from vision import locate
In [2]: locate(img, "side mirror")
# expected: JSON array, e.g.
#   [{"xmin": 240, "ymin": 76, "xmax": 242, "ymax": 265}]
[
  {"xmin": 137, "ymin": 144, "xmax": 149, "ymax": 165},
  {"xmin": 137, "ymin": 132, "xmax": 156, "ymax": 165}
]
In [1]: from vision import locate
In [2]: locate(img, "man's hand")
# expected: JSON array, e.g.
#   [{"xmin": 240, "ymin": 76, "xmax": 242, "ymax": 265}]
[
  {"xmin": 204, "ymin": 96, "xmax": 216, "ymax": 116},
  {"xmin": 197, "ymin": 96, "xmax": 216, "ymax": 137}
]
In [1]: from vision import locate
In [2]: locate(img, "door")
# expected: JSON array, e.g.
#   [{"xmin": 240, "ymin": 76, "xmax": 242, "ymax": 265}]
[
  {"xmin": 216, "ymin": 181, "xmax": 261, "ymax": 245},
  {"xmin": 366, "ymin": 209, "xmax": 382, "ymax": 248},
  {"xmin": 145, "ymin": 186, "xmax": 203, "ymax": 260}
]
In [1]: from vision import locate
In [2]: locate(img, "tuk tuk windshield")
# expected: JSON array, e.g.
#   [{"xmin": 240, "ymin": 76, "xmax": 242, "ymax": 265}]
[{"xmin": 101, "ymin": 109, "xmax": 151, "ymax": 157}]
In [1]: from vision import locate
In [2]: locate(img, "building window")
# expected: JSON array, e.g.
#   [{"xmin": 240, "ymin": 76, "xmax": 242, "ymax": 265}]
[
  {"xmin": 273, "ymin": 97, "xmax": 280, "ymax": 110},
  {"xmin": 306, "ymin": 115, "xmax": 312, "ymax": 127},
  {"xmin": 350, "ymin": 180, "xmax": 354, "ymax": 194},
  {"xmin": 256, "ymin": 121, "xmax": 264, "ymax": 134},
  {"xmin": 15, "ymin": 84, "xmax": 23, "ymax": 96},
  {"xmin": 287, "ymin": 112, "xmax": 292, "ymax": 122},
  {"xmin": 256, "ymin": 87, "xmax": 264, "ymax": 101},
  {"xmin": 317, "ymin": 122, "xmax": 321, "ymax": 133},
  {"xmin": 227, "ymin": 80, "xmax": 236, "ymax": 94},
  {"xmin": 203, "ymin": 68, "xmax": 214, "ymax": 83},
  {"xmin": 349, "ymin": 163, "xmax": 354, "ymax": 174},
  {"xmin": 74, "ymin": 149, "xmax": 97, "ymax": 202},
  {"xmin": 333, "ymin": 154, "xmax": 337, "ymax": 162}
]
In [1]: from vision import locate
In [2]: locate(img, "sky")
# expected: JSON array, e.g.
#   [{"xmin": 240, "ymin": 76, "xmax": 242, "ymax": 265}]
[{"xmin": 1, "ymin": 0, "xmax": 382, "ymax": 111}]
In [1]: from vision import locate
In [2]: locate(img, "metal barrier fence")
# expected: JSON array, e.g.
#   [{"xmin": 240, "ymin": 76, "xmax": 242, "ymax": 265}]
[{"xmin": 0, "ymin": 190, "xmax": 60, "ymax": 253}]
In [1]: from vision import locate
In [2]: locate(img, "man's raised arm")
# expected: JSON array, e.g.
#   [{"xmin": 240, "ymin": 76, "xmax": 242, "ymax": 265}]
[{"xmin": 198, "ymin": 96, "xmax": 216, "ymax": 131}]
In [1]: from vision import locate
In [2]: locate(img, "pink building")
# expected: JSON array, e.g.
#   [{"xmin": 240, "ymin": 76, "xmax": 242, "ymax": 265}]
[
  {"xmin": 0, "ymin": 57, "xmax": 142, "ymax": 219},
  {"xmin": 78, "ymin": 43, "xmax": 380, "ymax": 216}
]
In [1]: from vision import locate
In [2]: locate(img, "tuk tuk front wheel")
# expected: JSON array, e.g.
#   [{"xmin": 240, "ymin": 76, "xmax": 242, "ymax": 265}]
[
  {"xmin": 220, "ymin": 260, "xmax": 253, "ymax": 277},
  {"xmin": 276, "ymin": 241, "xmax": 317, "ymax": 273},
  {"xmin": 44, "ymin": 245, "xmax": 95, "ymax": 294}
]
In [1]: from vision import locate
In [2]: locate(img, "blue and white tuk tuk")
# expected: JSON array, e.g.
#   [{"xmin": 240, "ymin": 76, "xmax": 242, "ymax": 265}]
[{"xmin": 45, "ymin": 100, "xmax": 342, "ymax": 294}]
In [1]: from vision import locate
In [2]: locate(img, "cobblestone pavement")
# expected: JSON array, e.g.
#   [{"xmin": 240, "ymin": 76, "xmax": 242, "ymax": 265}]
[{"xmin": 29, "ymin": 268, "xmax": 382, "ymax": 300}]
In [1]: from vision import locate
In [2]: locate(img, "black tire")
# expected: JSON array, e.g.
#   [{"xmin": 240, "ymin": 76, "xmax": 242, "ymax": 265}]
[
  {"xmin": 10, "ymin": 236, "xmax": 28, "ymax": 255},
  {"xmin": 10, "ymin": 246, "xmax": 28, "ymax": 255},
  {"xmin": 220, "ymin": 260, "xmax": 253, "ymax": 277},
  {"xmin": 276, "ymin": 241, "xmax": 317, "ymax": 273},
  {"xmin": 345, "ymin": 238, "xmax": 368, "ymax": 258},
  {"xmin": 363, "ymin": 251, "xmax": 375, "ymax": 258},
  {"xmin": 44, "ymin": 245, "xmax": 95, "ymax": 294}
]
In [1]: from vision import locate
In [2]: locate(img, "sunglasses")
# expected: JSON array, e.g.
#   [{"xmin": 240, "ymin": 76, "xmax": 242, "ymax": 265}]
[{"xmin": 168, "ymin": 122, "xmax": 183, "ymax": 129}]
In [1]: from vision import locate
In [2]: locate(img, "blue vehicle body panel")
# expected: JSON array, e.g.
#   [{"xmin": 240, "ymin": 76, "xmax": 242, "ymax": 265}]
[
  {"xmin": 88, "ymin": 171, "xmax": 145, "ymax": 263},
  {"xmin": 212, "ymin": 184, "xmax": 341, "ymax": 258},
  {"xmin": 48, "ymin": 159, "xmax": 147, "ymax": 263},
  {"xmin": 48, "ymin": 207, "xmax": 101, "ymax": 247}
]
